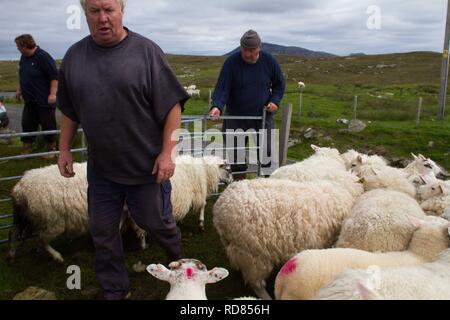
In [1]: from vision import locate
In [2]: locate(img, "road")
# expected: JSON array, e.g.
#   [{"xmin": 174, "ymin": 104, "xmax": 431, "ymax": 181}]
[{"xmin": 4, "ymin": 105, "xmax": 61, "ymax": 133}]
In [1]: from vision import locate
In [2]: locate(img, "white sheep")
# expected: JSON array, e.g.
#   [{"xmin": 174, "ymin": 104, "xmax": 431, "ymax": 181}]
[
  {"xmin": 418, "ymin": 181, "xmax": 450, "ymax": 216},
  {"xmin": 298, "ymin": 81, "xmax": 305, "ymax": 89},
  {"xmin": 443, "ymin": 207, "xmax": 450, "ymax": 221},
  {"xmin": 270, "ymin": 145, "xmax": 358, "ymax": 189},
  {"xmin": 351, "ymin": 158, "xmax": 416, "ymax": 198},
  {"xmin": 187, "ymin": 84, "xmax": 197, "ymax": 90},
  {"xmin": 341, "ymin": 149, "xmax": 388, "ymax": 171},
  {"xmin": 408, "ymin": 173, "xmax": 438, "ymax": 197},
  {"xmin": 314, "ymin": 248, "xmax": 450, "ymax": 300},
  {"xmin": 8, "ymin": 156, "xmax": 232, "ymax": 262},
  {"xmin": 170, "ymin": 155, "xmax": 232, "ymax": 230},
  {"xmin": 186, "ymin": 89, "xmax": 201, "ymax": 97},
  {"xmin": 147, "ymin": 258, "xmax": 229, "ymax": 300},
  {"xmin": 335, "ymin": 189, "xmax": 429, "ymax": 252},
  {"xmin": 213, "ymin": 177, "xmax": 363, "ymax": 300},
  {"xmin": 418, "ymin": 180, "xmax": 450, "ymax": 200},
  {"xmin": 7, "ymin": 163, "xmax": 142, "ymax": 263},
  {"xmin": 274, "ymin": 219, "xmax": 450, "ymax": 300},
  {"xmin": 405, "ymin": 153, "xmax": 449, "ymax": 179}
]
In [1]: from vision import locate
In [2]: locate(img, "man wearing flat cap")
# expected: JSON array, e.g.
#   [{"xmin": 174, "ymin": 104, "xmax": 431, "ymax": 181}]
[{"xmin": 210, "ymin": 29, "xmax": 285, "ymax": 178}]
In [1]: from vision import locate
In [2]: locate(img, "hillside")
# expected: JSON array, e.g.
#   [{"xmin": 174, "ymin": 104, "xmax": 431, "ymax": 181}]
[
  {"xmin": 0, "ymin": 51, "xmax": 445, "ymax": 92},
  {"xmin": 226, "ymin": 42, "xmax": 336, "ymax": 58}
]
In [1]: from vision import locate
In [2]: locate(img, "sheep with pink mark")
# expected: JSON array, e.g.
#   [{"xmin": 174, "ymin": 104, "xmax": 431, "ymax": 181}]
[
  {"xmin": 146, "ymin": 258, "xmax": 257, "ymax": 300},
  {"xmin": 147, "ymin": 258, "xmax": 229, "ymax": 300},
  {"xmin": 274, "ymin": 219, "xmax": 450, "ymax": 300},
  {"xmin": 314, "ymin": 248, "xmax": 450, "ymax": 300}
]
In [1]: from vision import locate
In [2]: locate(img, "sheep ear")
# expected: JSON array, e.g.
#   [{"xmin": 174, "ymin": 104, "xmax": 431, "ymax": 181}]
[
  {"xmin": 370, "ymin": 166, "xmax": 378, "ymax": 176},
  {"xmin": 357, "ymin": 155, "xmax": 363, "ymax": 164},
  {"xmin": 206, "ymin": 267, "xmax": 229, "ymax": 284},
  {"xmin": 357, "ymin": 281, "xmax": 379, "ymax": 300},
  {"xmin": 419, "ymin": 175, "xmax": 427, "ymax": 184},
  {"xmin": 311, "ymin": 144, "xmax": 319, "ymax": 152},
  {"xmin": 219, "ymin": 159, "xmax": 229, "ymax": 168},
  {"xmin": 411, "ymin": 153, "xmax": 418, "ymax": 160},
  {"xmin": 408, "ymin": 216, "xmax": 422, "ymax": 229},
  {"xmin": 419, "ymin": 154, "xmax": 426, "ymax": 160},
  {"xmin": 147, "ymin": 264, "xmax": 172, "ymax": 282}
]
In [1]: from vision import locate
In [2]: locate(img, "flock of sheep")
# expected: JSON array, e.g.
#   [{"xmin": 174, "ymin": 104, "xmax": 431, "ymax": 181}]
[
  {"xmin": 6, "ymin": 145, "xmax": 450, "ymax": 300},
  {"xmin": 183, "ymin": 84, "xmax": 201, "ymax": 97}
]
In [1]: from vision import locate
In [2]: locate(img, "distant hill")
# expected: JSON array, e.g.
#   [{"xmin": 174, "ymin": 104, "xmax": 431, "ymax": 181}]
[{"xmin": 226, "ymin": 42, "xmax": 337, "ymax": 58}]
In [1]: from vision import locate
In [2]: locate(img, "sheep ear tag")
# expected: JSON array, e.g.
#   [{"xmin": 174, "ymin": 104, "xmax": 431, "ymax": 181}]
[{"xmin": 206, "ymin": 267, "xmax": 229, "ymax": 284}]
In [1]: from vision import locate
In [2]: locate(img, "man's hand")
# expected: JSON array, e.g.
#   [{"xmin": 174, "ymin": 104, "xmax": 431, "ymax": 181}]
[
  {"xmin": 48, "ymin": 94, "xmax": 57, "ymax": 105},
  {"xmin": 15, "ymin": 89, "xmax": 21, "ymax": 102},
  {"xmin": 58, "ymin": 150, "xmax": 75, "ymax": 178},
  {"xmin": 209, "ymin": 107, "xmax": 221, "ymax": 121},
  {"xmin": 266, "ymin": 102, "xmax": 278, "ymax": 113},
  {"xmin": 152, "ymin": 151, "xmax": 175, "ymax": 184}
]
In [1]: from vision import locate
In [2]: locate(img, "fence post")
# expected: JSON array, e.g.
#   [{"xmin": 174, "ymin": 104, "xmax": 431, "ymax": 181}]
[
  {"xmin": 257, "ymin": 109, "xmax": 268, "ymax": 177},
  {"xmin": 81, "ymin": 131, "xmax": 87, "ymax": 162},
  {"xmin": 353, "ymin": 95, "xmax": 358, "ymax": 120},
  {"xmin": 279, "ymin": 103, "xmax": 293, "ymax": 167},
  {"xmin": 205, "ymin": 88, "xmax": 212, "ymax": 115},
  {"xmin": 416, "ymin": 97, "xmax": 423, "ymax": 128},
  {"xmin": 298, "ymin": 91, "xmax": 303, "ymax": 119}
]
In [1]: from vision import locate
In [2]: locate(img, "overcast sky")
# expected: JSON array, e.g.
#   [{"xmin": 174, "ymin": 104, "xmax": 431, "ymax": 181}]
[{"xmin": 0, "ymin": 0, "xmax": 448, "ymax": 60}]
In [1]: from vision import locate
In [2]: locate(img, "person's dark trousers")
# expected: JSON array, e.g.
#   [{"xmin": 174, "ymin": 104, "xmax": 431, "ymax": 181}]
[
  {"xmin": 21, "ymin": 101, "xmax": 57, "ymax": 143},
  {"xmin": 87, "ymin": 164, "xmax": 182, "ymax": 300},
  {"xmin": 222, "ymin": 113, "xmax": 275, "ymax": 173},
  {"xmin": 0, "ymin": 114, "xmax": 9, "ymax": 128}
]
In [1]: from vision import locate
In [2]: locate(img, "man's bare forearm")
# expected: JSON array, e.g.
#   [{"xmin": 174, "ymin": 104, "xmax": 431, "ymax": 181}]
[
  {"xmin": 162, "ymin": 103, "xmax": 181, "ymax": 155},
  {"xmin": 59, "ymin": 113, "xmax": 79, "ymax": 152},
  {"xmin": 49, "ymin": 80, "xmax": 58, "ymax": 96}
]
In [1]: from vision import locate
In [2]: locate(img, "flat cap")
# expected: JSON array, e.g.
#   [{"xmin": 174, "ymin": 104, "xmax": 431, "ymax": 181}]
[{"xmin": 240, "ymin": 30, "xmax": 261, "ymax": 49}]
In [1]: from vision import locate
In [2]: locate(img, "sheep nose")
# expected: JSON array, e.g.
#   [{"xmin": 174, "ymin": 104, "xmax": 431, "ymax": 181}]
[{"xmin": 437, "ymin": 172, "xmax": 450, "ymax": 180}]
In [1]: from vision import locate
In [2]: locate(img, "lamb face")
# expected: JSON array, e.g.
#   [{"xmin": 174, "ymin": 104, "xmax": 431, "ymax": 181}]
[
  {"xmin": 418, "ymin": 182, "xmax": 449, "ymax": 200},
  {"xmin": 410, "ymin": 153, "xmax": 448, "ymax": 179},
  {"xmin": 146, "ymin": 259, "xmax": 229, "ymax": 300}
]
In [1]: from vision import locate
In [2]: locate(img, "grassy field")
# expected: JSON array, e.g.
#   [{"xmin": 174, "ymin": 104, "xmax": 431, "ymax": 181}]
[{"xmin": 0, "ymin": 51, "xmax": 449, "ymax": 300}]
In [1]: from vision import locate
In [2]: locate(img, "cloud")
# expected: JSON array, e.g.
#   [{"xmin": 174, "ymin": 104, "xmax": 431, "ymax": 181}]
[{"xmin": 0, "ymin": 0, "xmax": 447, "ymax": 59}]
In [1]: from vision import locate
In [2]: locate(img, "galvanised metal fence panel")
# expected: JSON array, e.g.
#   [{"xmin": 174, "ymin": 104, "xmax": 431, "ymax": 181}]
[{"xmin": 0, "ymin": 112, "xmax": 269, "ymax": 245}]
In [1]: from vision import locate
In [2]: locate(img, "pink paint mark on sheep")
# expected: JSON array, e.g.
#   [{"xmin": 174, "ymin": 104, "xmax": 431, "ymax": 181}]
[
  {"xmin": 279, "ymin": 258, "xmax": 297, "ymax": 276},
  {"xmin": 186, "ymin": 268, "xmax": 194, "ymax": 279}
]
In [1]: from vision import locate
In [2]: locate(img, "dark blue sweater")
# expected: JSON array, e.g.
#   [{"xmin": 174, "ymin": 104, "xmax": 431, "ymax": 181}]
[
  {"xmin": 19, "ymin": 47, "xmax": 58, "ymax": 108},
  {"xmin": 212, "ymin": 51, "xmax": 285, "ymax": 116}
]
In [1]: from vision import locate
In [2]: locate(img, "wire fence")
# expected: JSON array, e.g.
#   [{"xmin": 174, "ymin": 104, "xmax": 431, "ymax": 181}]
[{"xmin": 0, "ymin": 113, "xmax": 272, "ymax": 245}]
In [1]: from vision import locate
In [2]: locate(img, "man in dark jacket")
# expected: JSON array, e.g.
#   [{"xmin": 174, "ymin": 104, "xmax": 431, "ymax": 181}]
[
  {"xmin": 15, "ymin": 34, "xmax": 58, "ymax": 157},
  {"xmin": 209, "ymin": 30, "xmax": 285, "ymax": 178}
]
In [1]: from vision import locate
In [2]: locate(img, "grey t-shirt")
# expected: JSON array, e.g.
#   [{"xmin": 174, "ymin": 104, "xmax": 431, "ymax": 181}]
[{"xmin": 58, "ymin": 29, "xmax": 189, "ymax": 185}]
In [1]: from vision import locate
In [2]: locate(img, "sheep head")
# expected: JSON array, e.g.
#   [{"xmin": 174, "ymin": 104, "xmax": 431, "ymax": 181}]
[{"xmin": 146, "ymin": 259, "xmax": 229, "ymax": 300}]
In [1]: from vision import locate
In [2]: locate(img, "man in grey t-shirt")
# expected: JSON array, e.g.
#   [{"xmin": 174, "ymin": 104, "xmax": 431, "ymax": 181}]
[{"xmin": 57, "ymin": 0, "xmax": 189, "ymax": 300}]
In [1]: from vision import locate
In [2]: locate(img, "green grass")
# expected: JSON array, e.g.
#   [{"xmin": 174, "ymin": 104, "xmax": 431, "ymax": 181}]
[{"xmin": 1, "ymin": 51, "xmax": 450, "ymax": 300}]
